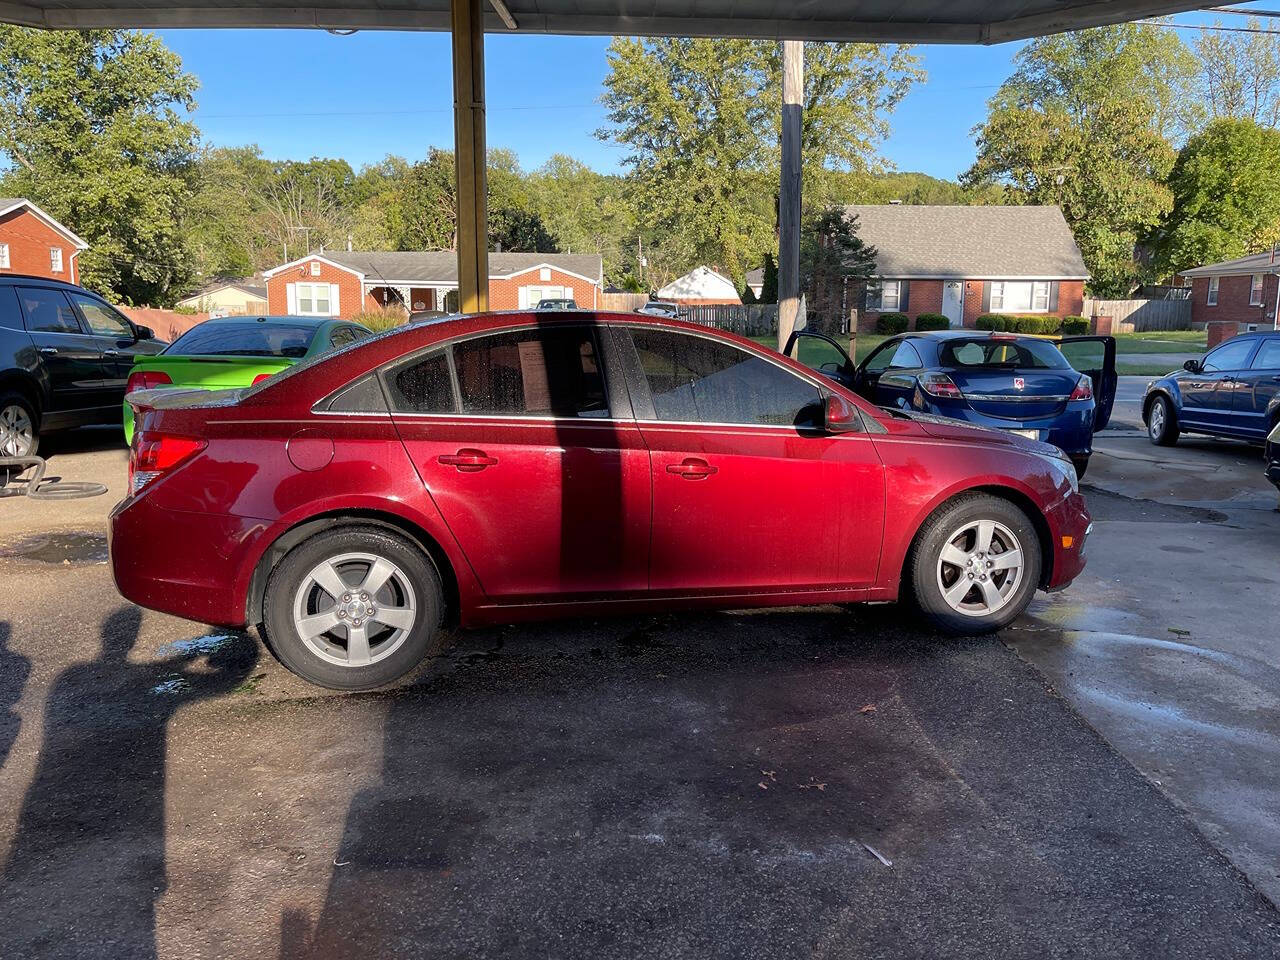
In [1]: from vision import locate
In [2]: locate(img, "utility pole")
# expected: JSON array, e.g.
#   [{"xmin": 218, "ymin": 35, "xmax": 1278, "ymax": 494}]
[
  {"xmin": 452, "ymin": 0, "xmax": 489, "ymax": 312},
  {"xmin": 777, "ymin": 40, "xmax": 803, "ymax": 355}
]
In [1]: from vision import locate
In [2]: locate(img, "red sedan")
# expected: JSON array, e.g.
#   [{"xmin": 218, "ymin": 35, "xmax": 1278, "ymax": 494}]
[{"xmin": 110, "ymin": 312, "xmax": 1091, "ymax": 690}]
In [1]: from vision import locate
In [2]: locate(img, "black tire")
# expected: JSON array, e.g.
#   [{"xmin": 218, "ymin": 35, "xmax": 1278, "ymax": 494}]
[
  {"xmin": 262, "ymin": 525, "xmax": 444, "ymax": 691},
  {"xmin": 1147, "ymin": 395, "xmax": 1179, "ymax": 446},
  {"xmin": 0, "ymin": 390, "xmax": 39, "ymax": 459},
  {"xmin": 1070, "ymin": 455, "xmax": 1089, "ymax": 481},
  {"xmin": 908, "ymin": 493, "xmax": 1043, "ymax": 635}
]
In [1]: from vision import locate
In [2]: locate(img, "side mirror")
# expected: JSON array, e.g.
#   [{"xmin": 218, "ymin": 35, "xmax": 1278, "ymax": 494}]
[
  {"xmin": 1183, "ymin": 358, "xmax": 1201, "ymax": 373},
  {"xmin": 134, "ymin": 324, "xmax": 155, "ymax": 341},
  {"xmin": 825, "ymin": 394, "xmax": 862, "ymax": 433}
]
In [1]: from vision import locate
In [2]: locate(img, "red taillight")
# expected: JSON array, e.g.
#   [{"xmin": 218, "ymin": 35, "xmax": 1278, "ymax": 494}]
[
  {"xmin": 126, "ymin": 370, "xmax": 173, "ymax": 394},
  {"xmin": 128, "ymin": 433, "xmax": 206, "ymax": 495},
  {"xmin": 1069, "ymin": 375, "xmax": 1094, "ymax": 401},
  {"xmin": 919, "ymin": 372, "xmax": 964, "ymax": 399},
  {"xmin": 251, "ymin": 372, "xmax": 273, "ymax": 386}
]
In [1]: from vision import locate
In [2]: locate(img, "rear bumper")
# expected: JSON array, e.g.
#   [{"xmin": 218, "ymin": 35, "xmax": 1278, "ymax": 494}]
[
  {"xmin": 109, "ymin": 494, "xmax": 264, "ymax": 627},
  {"xmin": 917, "ymin": 399, "xmax": 1095, "ymax": 457},
  {"xmin": 1044, "ymin": 491, "xmax": 1092, "ymax": 590}
]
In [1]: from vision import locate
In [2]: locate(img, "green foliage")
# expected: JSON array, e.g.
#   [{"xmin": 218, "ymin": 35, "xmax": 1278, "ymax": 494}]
[
  {"xmin": 1194, "ymin": 16, "xmax": 1280, "ymax": 128},
  {"xmin": 1152, "ymin": 119, "xmax": 1280, "ymax": 275},
  {"xmin": 975, "ymin": 314, "xmax": 1063, "ymax": 334},
  {"xmin": 965, "ymin": 24, "xmax": 1189, "ymax": 297},
  {"xmin": 801, "ymin": 209, "xmax": 877, "ymax": 331},
  {"xmin": 349, "ymin": 308, "xmax": 408, "ymax": 332},
  {"xmin": 760, "ymin": 253, "xmax": 778, "ymax": 304},
  {"xmin": 1062, "ymin": 316, "xmax": 1089, "ymax": 334},
  {"xmin": 741, "ymin": 283, "xmax": 757, "ymax": 304},
  {"xmin": 914, "ymin": 313, "xmax": 950, "ymax": 331},
  {"xmin": 875, "ymin": 312, "xmax": 909, "ymax": 334},
  {"xmin": 0, "ymin": 26, "xmax": 199, "ymax": 305},
  {"xmin": 172, "ymin": 304, "xmax": 198, "ymax": 315}
]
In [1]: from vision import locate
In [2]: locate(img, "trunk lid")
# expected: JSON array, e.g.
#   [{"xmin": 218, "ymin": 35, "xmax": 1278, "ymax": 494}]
[
  {"xmin": 946, "ymin": 369, "xmax": 1079, "ymax": 420},
  {"xmin": 130, "ymin": 354, "xmax": 295, "ymax": 390}
]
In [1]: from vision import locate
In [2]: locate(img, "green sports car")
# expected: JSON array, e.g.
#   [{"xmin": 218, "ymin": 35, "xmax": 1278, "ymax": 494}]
[{"xmin": 123, "ymin": 315, "xmax": 372, "ymax": 442}]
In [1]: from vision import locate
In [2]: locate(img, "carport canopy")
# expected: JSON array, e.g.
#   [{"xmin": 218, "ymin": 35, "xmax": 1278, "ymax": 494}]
[{"xmin": 0, "ymin": 0, "xmax": 1216, "ymax": 311}]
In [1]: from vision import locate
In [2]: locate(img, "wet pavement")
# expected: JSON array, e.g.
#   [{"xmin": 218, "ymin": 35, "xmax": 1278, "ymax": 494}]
[{"xmin": 0, "ymin": 425, "xmax": 1277, "ymax": 958}]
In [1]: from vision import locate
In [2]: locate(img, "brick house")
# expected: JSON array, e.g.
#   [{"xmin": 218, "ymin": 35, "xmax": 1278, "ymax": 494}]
[
  {"xmin": 263, "ymin": 251, "xmax": 602, "ymax": 319},
  {"xmin": 0, "ymin": 198, "xmax": 89, "ymax": 284},
  {"xmin": 845, "ymin": 204, "xmax": 1088, "ymax": 332},
  {"xmin": 1180, "ymin": 252, "xmax": 1280, "ymax": 346}
]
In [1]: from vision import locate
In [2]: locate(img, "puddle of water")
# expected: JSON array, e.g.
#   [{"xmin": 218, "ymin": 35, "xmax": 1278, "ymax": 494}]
[
  {"xmin": 155, "ymin": 634, "xmax": 238, "ymax": 658},
  {"xmin": 151, "ymin": 675, "xmax": 189, "ymax": 696},
  {"xmin": 0, "ymin": 532, "xmax": 108, "ymax": 565}
]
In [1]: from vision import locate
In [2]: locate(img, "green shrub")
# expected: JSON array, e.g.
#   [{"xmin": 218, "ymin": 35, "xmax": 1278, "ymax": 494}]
[
  {"xmin": 976, "ymin": 314, "xmax": 1013, "ymax": 332},
  {"xmin": 976, "ymin": 314, "xmax": 1063, "ymax": 335},
  {"xmin": 914, "ymin": 313, "xmax": 950, "ymax": 331},
  {"xmin": 1061, "ymin": 316, "xmax": 1088, "ymax": 335},
  {"xmin": 875, "ymin": 312, "xmax": 909, "ymax": 335},
  {"xmin": 350, "ymin": 308, "xmax": 408, "ymax": 332},
  {"xmin": 173, "ymin": 304, "xmax": 198, "ymax": 315}
]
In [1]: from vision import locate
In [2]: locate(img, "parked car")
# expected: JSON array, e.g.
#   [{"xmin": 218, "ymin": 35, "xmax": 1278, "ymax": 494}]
[
  {"xmin": 788, "ymin": 329, "xmax": 1116, "ymax": 478},
  {"xmin": 122, "ymin": 315, "xmax": 372, "ymax": 442},
  {"xmin": 536, "ymin": 298, "xmax": 578, "ymax": 310},
  {"xmin": 0, "ymin": 273, "xmax": 163, "ymax": 457},
  {"xmin": 1266, "ymin": 418, "xmax": 1280, "ymax": 499},
  {"xmin": 636, "ymin": 300, "xmax": 681, "ymax": 318},
  {"xmin": 111, "ymin": 312, "xmax": 1091, "ymax": 691},
  {"xmin": 1144, "ymin": 332, "xmax": 1280, "ymax": 447}
]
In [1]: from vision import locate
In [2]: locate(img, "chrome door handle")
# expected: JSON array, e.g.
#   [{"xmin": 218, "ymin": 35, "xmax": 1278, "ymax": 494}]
[
  {"xmin": 39, "ymin": 347, "xmax": 58, "ymax": 356},
  {"xmin": 104, "ymin": 349, "xmax": 120, "ymax": 356}
]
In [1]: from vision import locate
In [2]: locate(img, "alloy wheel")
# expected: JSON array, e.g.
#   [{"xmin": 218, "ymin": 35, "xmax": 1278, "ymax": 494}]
[
  {"xmin": 0, "ymin": 403, "xmax": 34, "ymax": 458},
  {"xmin": 1149, "ymin": 401, "xmax": 1165, "ymax": 440},
  {"xmin": 291, "ymin": 551, "xmax": 419, "ymax": 667},
  {"xmin": 935, "ymin": 519, "xmax": 1025, "ymax": 618}
]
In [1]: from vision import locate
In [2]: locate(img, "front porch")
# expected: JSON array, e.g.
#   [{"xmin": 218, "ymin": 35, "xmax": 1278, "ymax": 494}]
[{"xmin": 366, "ymin": 283, "xmax": 458, "ymax": 315}]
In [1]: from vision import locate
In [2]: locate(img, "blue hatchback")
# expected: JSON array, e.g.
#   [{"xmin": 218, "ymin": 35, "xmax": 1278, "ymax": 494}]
[
  {"xmin": 1143, "ymin": 332, "xmax": 1280, "ymax": 447},
  {"xmin": 787, "ymin": 329, "xmax": 1117, "ymax": 477}
]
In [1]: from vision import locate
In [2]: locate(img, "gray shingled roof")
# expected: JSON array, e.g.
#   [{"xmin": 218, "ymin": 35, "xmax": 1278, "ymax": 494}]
[
  {"xmin": 314, "ymin": 250, "xmax": 602, "ymax": 284},
  {"xmin": 1179, "ymin": 251, "xmax": 1279, "ymax": 277},
  {"xmin": 842, "ymin": 204, "xmax": 1089, "ymax": 280}
]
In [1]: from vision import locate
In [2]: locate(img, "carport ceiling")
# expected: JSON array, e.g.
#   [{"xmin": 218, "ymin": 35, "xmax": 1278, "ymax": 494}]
[{"xmin": 0, "ymin": 1, "xmax": 1219, "ymax": 42}]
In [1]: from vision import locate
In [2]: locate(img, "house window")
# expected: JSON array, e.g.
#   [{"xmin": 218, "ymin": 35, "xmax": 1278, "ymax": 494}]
[
  {"xmin": 519, "ymin": 285, "xmax": 567, "ymax": 308},
  {"xmin": 310, "ymin": 262, "xmax": 322, "ymax": 277},
  {"xmin": 989, "ymin": 281, "xmax": 1051, "ymax": 313},
  {"xmin": 50, "ymin": 247, "xmax": 63, "ymax": 273},
  {"xmin": 874, "ymin": 280, "xmax": 900, "ymax": 311},
  {"xmin": 0, "ymin": 243, "xmax": 8, "ymax": 269},
  {"xmin": 295, "ymin": 282, "xmax": 332, "ymax": 316},
  {"xmin": 1207, "ymin": 276, "xmax": 1219, "ymax": 306},
  {"xmin": 540, "ymin": 267, "xmax": 552, "ymax": 282},
  {"xmin": 1250, "ymin": 273, "xmax": 1265, "ymax": 305}
]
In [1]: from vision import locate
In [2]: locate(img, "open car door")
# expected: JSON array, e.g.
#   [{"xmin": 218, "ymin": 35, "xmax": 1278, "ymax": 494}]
[
  {"xmin": 782, "ymin": 330, "xmax": 857, "ymax": 389},
  {"xmin": 1055, "ymin": 335, "xmax": 1117, "ymax": 432}
]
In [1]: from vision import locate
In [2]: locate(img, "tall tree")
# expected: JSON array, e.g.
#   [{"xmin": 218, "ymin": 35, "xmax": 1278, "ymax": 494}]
[
  {"xmin": 801, "ymin": 208, "xmax": 877, "ymax": 331},
  {"xmin": 0, "ymin": 27, "xmax": 199, "ymax": 305},
  {"xmin": 965, "ymin": 25, "xmax": 1188, "ymax": 296},
  {"xmin": 1194, "ymin": 16, "xmax": 1280, "ymax": 127},
  {"xmin": 1152, "ymin": 119, "xmax": 1280, "ymax": 276}
]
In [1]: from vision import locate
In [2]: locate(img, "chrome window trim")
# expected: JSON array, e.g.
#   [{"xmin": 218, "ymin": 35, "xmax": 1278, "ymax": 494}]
[{"xmin": 965, "ymin": 393, "xmax": 1071, "ymax": 403}]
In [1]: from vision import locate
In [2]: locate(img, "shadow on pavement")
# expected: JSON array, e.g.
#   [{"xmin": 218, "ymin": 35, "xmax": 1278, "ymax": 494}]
[
  {"xmin": 0, "ymin": 621, "xmax": 31, "ymax": 772},
  {"xmin": 0, "ymin": 607, "xmax": 257, "ymax": 960},
  {"xmin": 278, "ymin": 607, "xmax": 1280, "ymax": 960}
]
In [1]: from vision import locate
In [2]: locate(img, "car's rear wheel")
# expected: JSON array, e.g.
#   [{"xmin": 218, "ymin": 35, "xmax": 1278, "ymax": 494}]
[
  {"xmin": 908, "ymin": 494, "xmax": 1042, "ymax": 634},
  {"xmin": 1147, "ymin": 395, "xmax": 1179, "ymax": 446},
  {"xmin": 262, "ymin": 526, "xmax": 444, "ymax": 690}
]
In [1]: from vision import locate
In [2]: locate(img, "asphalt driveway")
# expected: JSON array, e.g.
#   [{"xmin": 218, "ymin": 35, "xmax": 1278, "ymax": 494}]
[{"xmin": 0, "ymin": 426, "xmax": 1277, "ymax": 958}]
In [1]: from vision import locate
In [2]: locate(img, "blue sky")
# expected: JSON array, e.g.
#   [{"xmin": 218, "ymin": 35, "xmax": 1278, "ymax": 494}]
[{"xmin": 157, "ymin": 4, "xmax": 1272, "ymax": 182}]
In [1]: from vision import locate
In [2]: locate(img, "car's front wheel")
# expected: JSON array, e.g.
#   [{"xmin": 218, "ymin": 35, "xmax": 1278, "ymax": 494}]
[
  {"xmin": 262, "ymin": 526, "xmax": 444, "ymax": 690},
  {"xmin": 1147, "ymin": 395, "xmax": 1179, "ymax": 446},
  {"xmin": 0, "ymin": 391, "xmax": 38, "ymax": 460},
  {"xmin": 908, "ymin": 494, "xmax": 1042, "ymax": 634}
]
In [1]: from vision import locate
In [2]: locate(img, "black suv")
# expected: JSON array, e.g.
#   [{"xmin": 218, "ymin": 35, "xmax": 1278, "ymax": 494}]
[{"xmin": 0, "ymin": 275, "xmax": 164, "ymax": 458}]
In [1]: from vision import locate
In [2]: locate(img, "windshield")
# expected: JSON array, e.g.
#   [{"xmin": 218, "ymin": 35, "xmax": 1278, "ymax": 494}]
[
  {"xmin": 940, "ymin": 338, "xmax": 1070, "ymax": 370},
  {"xmin": 166, "ymin": 322, "xmax": 318, "ymax": 358}
]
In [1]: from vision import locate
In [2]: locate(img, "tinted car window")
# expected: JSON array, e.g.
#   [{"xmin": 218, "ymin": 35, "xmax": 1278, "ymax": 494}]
[
  {"xmin": 0, "ymin": 286, "xmax": 22, "ymax": 330},
  {"xmin": 330, "ymin": 326, "xmax": 357, "ymax": 349},
  {"xmin": 453, "ymin": 327, "xmax": 608, "ymax": 417},
  {"xmin": 388, "ymin": 350, "xmax": 455, "ymax": 414},
  {"xmin": 18, "ymin": 287, "xmax": 82, "ymax": 335},
  {"xmin": 941, "ymin": 338, "xmax": 1069, "ymax": 370},
  {"xmin": 631, "ymin": 328, "xmax": 822, "ymax": 427},
  {"xmin": 1250, "ymin": 339, "xmax": 1280, "ymax": 370},
  {"xmin": 71, "ymin": 294, "xmax": 133, "ymax": 339},
  {"xmin": 887, "ymin": 341, "xmax": 923, "ymax": 369},
  {"xmin": 323, "ymin": 375, "xmax": 388, "ymax": 414},
  {"xmin": 167, "ymin": 322, "xmax": 316, "ymax": 358},
  {"xmin": 1203, "ymin": 338, "xmax": 1256, "ymax": 372}
]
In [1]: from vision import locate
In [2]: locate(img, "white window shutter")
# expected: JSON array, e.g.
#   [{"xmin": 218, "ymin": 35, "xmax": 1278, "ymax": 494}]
[
  {"xmin": 286, "ymin": 283, "xmax": 297, "ymax": 313},
  {"xmin": 330, "ymin": 283, "xmax": 340, "ymax": 317}
]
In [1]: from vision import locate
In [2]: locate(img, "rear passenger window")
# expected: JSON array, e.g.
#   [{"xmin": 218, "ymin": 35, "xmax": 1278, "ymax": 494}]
[
  {"xmin": 387, "ymin": 350, "xmax": 455, "ymax": 413},
  {"xmin": 0, "ymin": 287, "xmax": 22, "ymax": 330},
  {"xmin": 18, "ymin": 287, "xmax": 82, "ymax": 334},
  {"xmin": 452, "ymin": 327, "xmax": 608, "ymax": 417}
]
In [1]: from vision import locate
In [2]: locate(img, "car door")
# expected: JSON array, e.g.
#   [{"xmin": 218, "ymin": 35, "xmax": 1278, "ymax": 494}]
[
  {"xmin": 68, "ymin": 292, "xmax": 159, "ymax": 395},
  {"xmin": 869, "ymin": 339, "xmax": 926, "ymax": 411},
  {"xmin": 15, "ymin": 285, "xmax": 110, "ymax": 419},
  {"xmin": 1184, "ymin": 337, "xmax": 1258, "ymax": 432},
  {"xmin": 1055, "ymin": 335, "xmax": 1117, "ymax": 431},
  {"xmin": 386, "ymin": 322, "xmax": 651, "ymax": 602},
  {"xmin": 852, "ymin": 337, "xmax": 904, "ymax": 403},
  {"xmin": 1231, "ymin": 336, "xmax": 1280, "ymax": 439},
  {"xmin": 622, "ymin": 325, "xmax": 885, "ymax": 594}
]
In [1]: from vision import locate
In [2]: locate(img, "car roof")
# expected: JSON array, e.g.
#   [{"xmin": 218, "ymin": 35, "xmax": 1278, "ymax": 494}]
[
  {"xmin": 906, "ymin": 329, "xmax": 1040, "ymax": 340},
  {"xmin": 193, "ymin": 315, "xmax": 335, "ymax": 328}
]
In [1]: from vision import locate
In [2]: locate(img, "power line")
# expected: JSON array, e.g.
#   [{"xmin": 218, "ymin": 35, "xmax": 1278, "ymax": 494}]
[
  {"xmin": 1140, "ymin": 18, "xmax": 1280, "ymax": 35},
  {"xmin": 196, "ymin": 102, "xmax": 599, "ymax": 121}
]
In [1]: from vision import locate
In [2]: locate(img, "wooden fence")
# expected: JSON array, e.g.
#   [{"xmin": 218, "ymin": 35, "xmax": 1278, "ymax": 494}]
[
  {"xmin": 683, "ymin": 303, "xmax": 779, "ymax": 337},
  {"xmin": 599, "ymin": 292, "xmax": 649, "ymax": 312},
  {"xmin": 119, "ymin": 307, "xmax": 208, "ymax": 342},
  {"xmin": 1082, "ymin": 298, "xmax": 1192, "ymax": 332}
]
